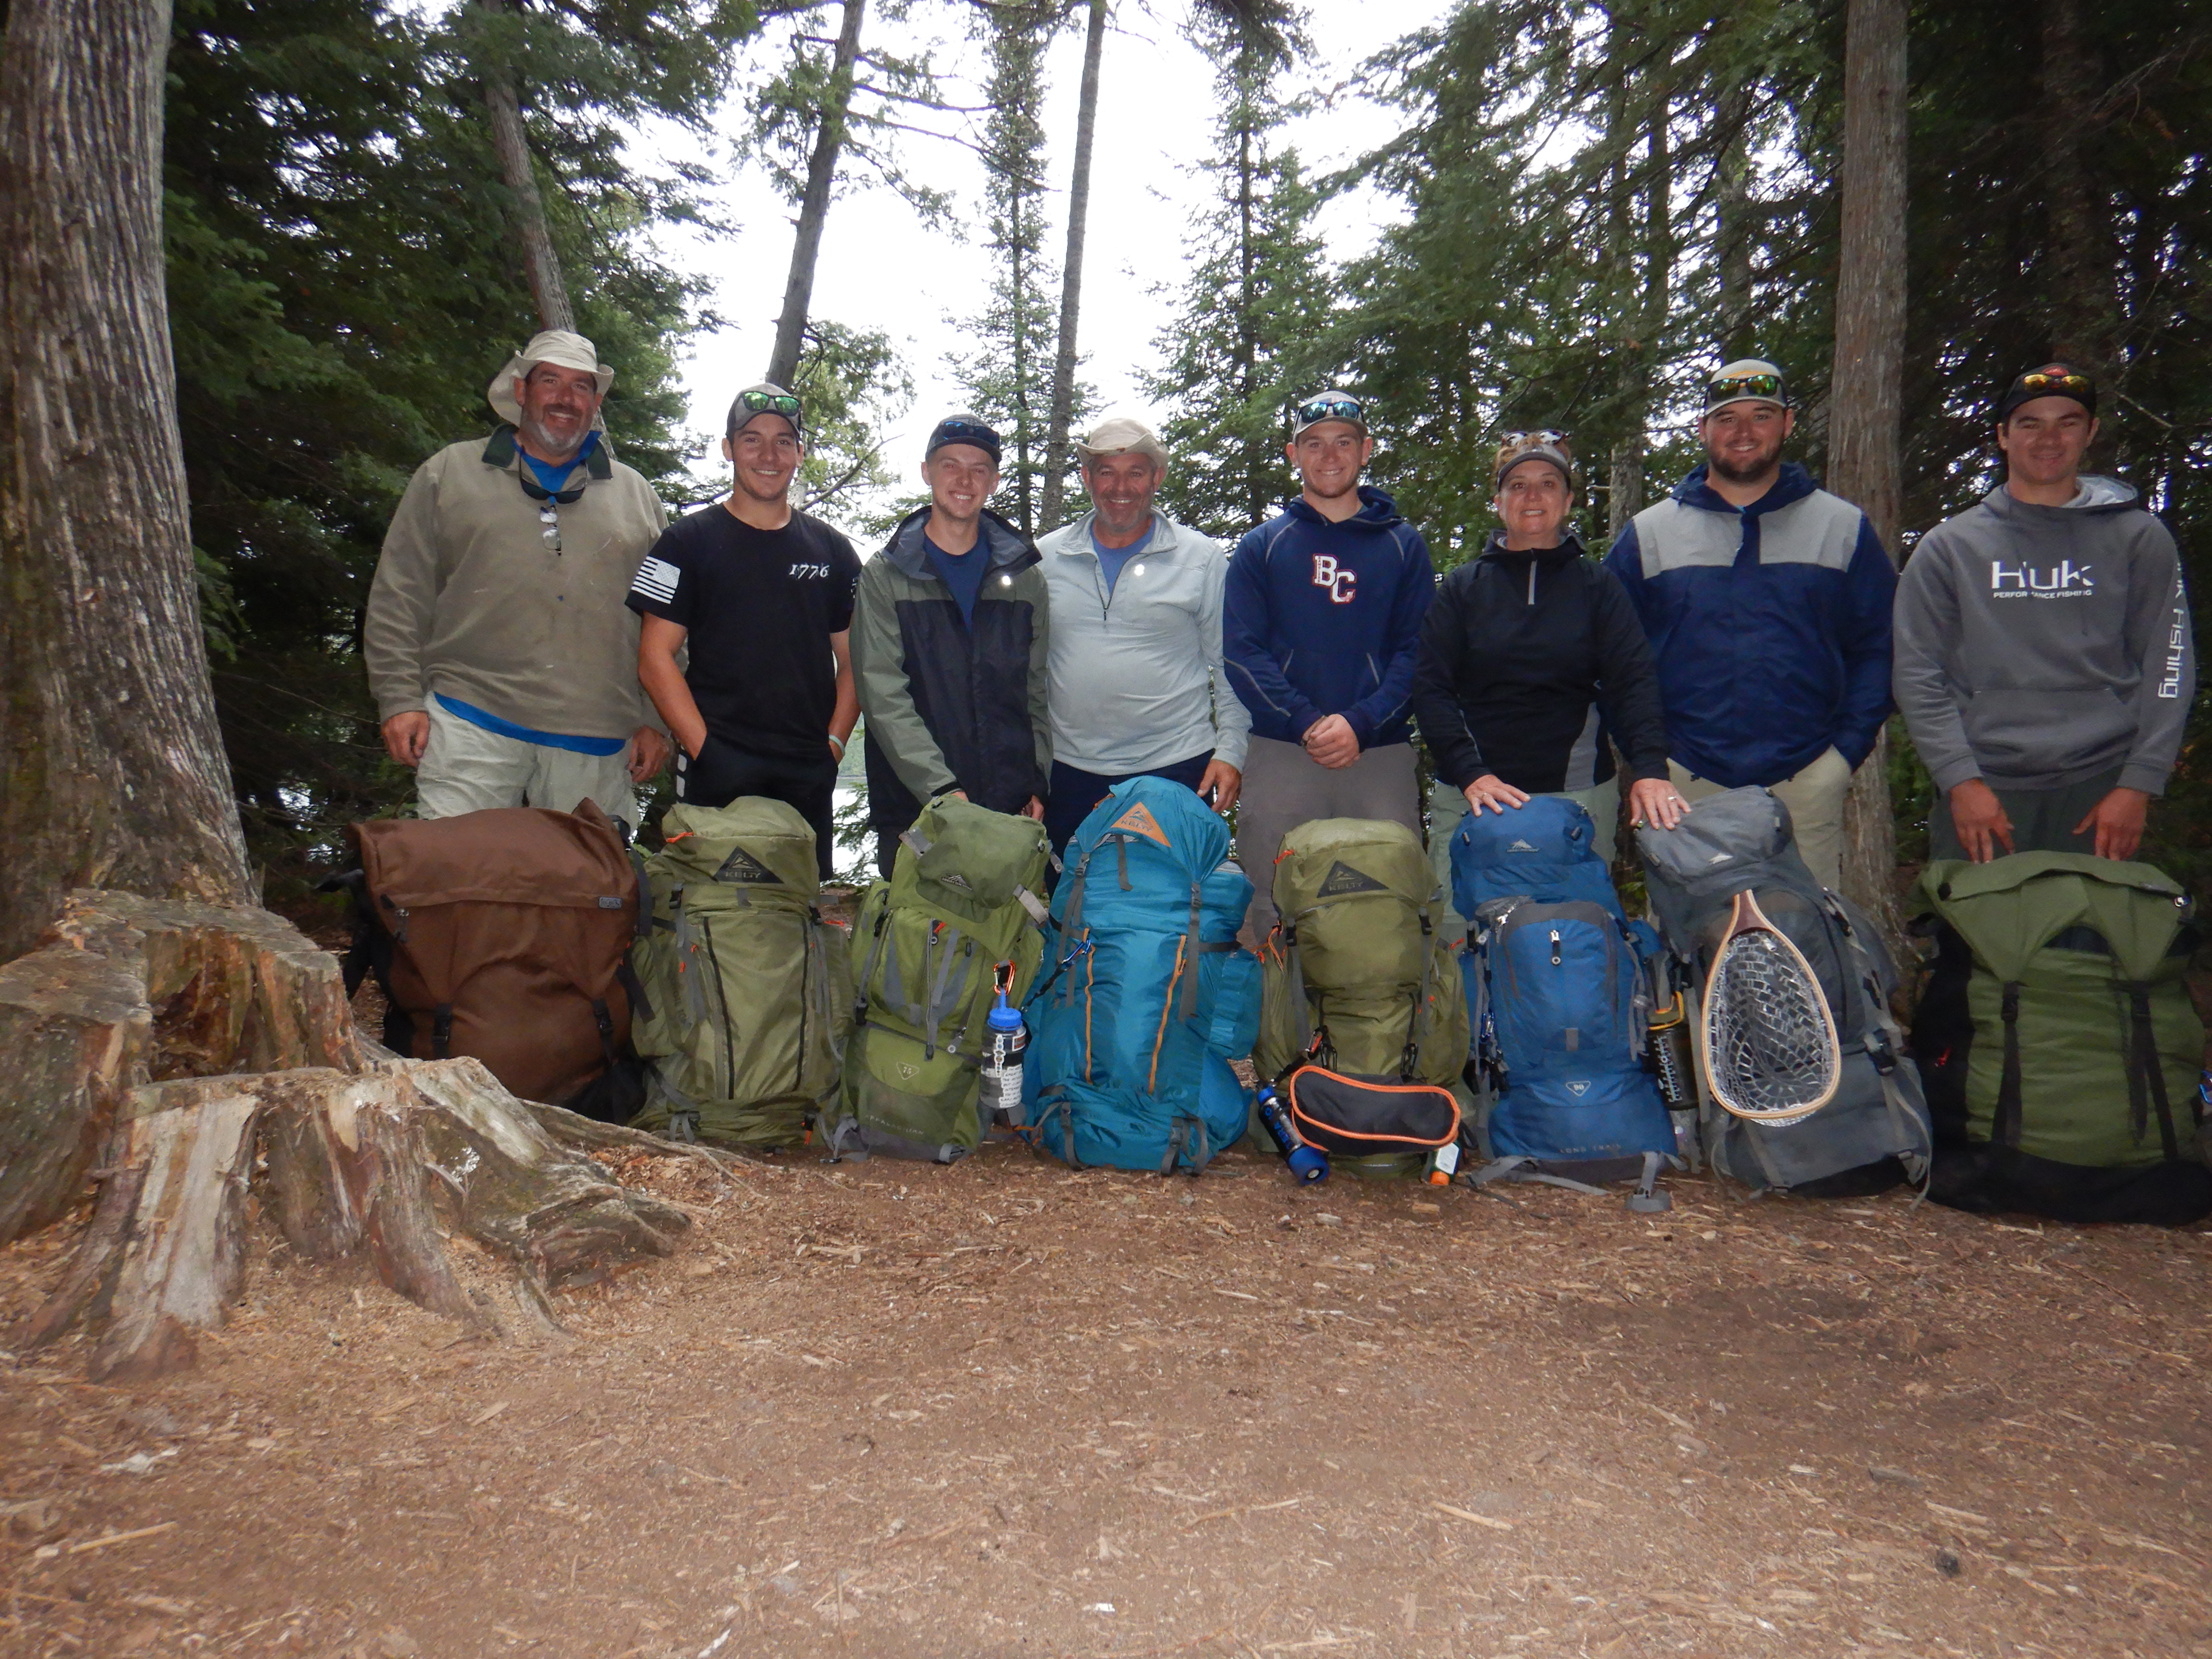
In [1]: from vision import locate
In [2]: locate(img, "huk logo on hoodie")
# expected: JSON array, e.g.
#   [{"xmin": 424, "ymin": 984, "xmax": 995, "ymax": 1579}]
[{"xmin": 1990, "ymin": 559, "xmax": 2094, "ymax": 599}]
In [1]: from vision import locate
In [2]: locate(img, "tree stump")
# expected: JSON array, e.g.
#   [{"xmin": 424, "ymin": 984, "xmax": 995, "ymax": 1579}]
[{"xmin": 0, "ymin": 891, "xmax": 695, "ymax": 1380}]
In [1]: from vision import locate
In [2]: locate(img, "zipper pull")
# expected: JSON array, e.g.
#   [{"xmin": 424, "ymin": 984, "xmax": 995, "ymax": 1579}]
[{"xmin": 1550, "ymin": 927, "xmax": 1562, "ymax": 966}]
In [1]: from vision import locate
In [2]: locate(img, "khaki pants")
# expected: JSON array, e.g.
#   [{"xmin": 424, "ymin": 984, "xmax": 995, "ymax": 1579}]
[
  {"xmin": 1669, "ymin": 746, "xmax": 1852, "ymax": 890},
  {"xmin": 417, "ymin": 697, "xmax": 640, "ymax": 828},
  {"xmin": 1425, "ymin": 774, "xmax": 1621, "ymax": 949},
  {"xmin": 1236, "ymin": 736, "xmax": 1421, "ymax": 946}
]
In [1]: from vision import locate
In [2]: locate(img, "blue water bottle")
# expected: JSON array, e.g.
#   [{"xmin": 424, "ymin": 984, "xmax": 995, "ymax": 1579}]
[
  {"xmin": 981, "ymin": 991, "xmax": 1028, "ymax": 1127},
  {"xmin": 1255, "ymin": 1085, "xmax": 1328, "ymax": 1184}
]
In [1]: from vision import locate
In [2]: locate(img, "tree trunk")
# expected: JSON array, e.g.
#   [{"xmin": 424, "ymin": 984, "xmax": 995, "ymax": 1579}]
[
  {"xmin": 2039, "ymin": 0, "xmax": 2113, "ymax": 375},
  {"xmin": 767, "ymin": 0, "xmax": 866, "ymax": 392},
  {"xmin": 1715, "ymin": 85, "xmax": 1756, "ymax": 360},
  {"xmin": 7, "ymin": 891, "xmax": 696, "ymax": 1380},
  {"xmin": 0, "ymin": 0, "xmax": 254, "ymax": 962},
  {"xmin": 1827, "ymin": 0, "xmax": 1909, "ymax": 933},
  {"xmin": 479, "ymin": 0, "xmax": 576, "ymax": 335},
  {"xmin": 1037, "ymin": 0, "xmax": 1106, "ymax": 532}
]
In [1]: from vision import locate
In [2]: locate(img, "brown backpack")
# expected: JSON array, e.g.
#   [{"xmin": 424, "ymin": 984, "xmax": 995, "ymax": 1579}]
[{"xmin": 342, "ymin": 800, "xmax": 644, "ymax": 1105}]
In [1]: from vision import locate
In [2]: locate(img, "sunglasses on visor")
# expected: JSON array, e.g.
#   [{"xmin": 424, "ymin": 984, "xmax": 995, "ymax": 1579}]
[
  {"xmin": 1296, "ymin": 395, "xmax": 1366, "ymax": 427},
  {"xmin": 2020, "ymin": 371, "xmax": 2091, "ymax": 393},
  {"xmin": 1707, "ymin": 372, "xmax": 1783, "ymax": 402},
  {"xmin": 738, "ymin": 389, "xmax": 804, "ymax": 421}
]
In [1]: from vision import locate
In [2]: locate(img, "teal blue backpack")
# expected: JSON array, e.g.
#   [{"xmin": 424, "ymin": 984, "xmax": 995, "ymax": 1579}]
[{"xmin": 1023, "ymin": 777, "xmax": 1261, "ymax": 1171}]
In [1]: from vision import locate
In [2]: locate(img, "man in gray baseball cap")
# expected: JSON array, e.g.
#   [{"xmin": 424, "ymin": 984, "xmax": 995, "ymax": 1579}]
[
  {"xmin": 365, "ymin": 328, "xmax": 671, "ymax": 825},
  {"xmin": 1034, "ymin": 416, "xmax": 1250, "ymax": 854}
]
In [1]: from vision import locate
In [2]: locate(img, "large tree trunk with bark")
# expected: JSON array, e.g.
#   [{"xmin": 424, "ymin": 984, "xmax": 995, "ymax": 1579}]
[
  {"xmin": 1828, "ymin": 0, "xmax": 1909, "ymax": 937},
  {"xmin": 767, "ymin": 0, "xmax": 866, "ymax": 392},
  {"xmin": 6, "ymin": 893, "xmax": 700, "ymax": 1381},
  {"xmin": 0, "ymin": 0, "xmax": 254, "ymax": 962},
  {"xmin": 2039, "ymin": 0, "xmax": 2114, "ymax": 376},
  {"xmin": 478, "ymin": 0, "xmax": 576, "ymax": 335},
  {"xmin": 1036, "ymin": 0, "xmax": 1107, "ymax": 532}
]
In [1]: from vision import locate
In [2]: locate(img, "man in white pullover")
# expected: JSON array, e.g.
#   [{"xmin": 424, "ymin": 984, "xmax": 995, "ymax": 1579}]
[{"xmin": 1036, "ymin": 417, "xmax": 1250, "ymax": 855}]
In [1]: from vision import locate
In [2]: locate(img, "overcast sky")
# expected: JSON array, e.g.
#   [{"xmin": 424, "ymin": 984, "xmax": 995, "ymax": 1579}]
[{"xmin": 645, "ymin": 0, "xmax": 1454, "ymax": 506}]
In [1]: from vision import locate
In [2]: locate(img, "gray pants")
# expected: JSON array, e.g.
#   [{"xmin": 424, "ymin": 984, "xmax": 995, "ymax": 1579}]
[
  {"xmin": 1928, "ymin": 768, "xmax": 2124, "ymax": 861},
  {"xmin": 417, "ymin": 697, "xmax": 641, "ymax": 828},
  {"xmin": 1236, "ymin": 736, "xmax": 1420, "ymax": 945}
]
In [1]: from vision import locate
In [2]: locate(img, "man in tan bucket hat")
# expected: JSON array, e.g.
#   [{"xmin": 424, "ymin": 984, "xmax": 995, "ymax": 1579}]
[
  {"xmin": 1034, "ymin": 415, "xmax": 1249, "ymax": 856},
  {"xmin": 365, "ymin": 329, "xmax": 671, "ymax": 826}
]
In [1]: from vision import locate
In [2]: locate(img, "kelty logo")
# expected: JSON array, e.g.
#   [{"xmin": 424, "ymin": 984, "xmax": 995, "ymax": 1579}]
[{"xmin": 1507, "ymin": 839, "xmax": 1539, "ymax": 854}]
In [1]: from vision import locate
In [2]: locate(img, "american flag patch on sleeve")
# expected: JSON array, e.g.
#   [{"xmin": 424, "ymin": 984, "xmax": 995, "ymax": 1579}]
[{"xmin": 630, "ymin": 555, "xmax": 681, "ymax": 603}]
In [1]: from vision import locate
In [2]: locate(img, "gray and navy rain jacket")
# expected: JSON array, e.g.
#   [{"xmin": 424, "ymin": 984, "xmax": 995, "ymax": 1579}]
[
  {"xmin": 851, "ymin": 505, "xmax": 1051, "ymax": 839},
  {"xmin": 1602, "ymin": 462, "xmax": 1896, "ymax": 789},
  {"xmin": 1222, "ymin": 487, "xmax": 1434, "ymax": 749}
]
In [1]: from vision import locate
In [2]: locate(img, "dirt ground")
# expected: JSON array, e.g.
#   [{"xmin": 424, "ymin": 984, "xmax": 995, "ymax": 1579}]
[{"xmin": 0, "ymin": 1137, "xmax": 2204, "ymax": 1659}]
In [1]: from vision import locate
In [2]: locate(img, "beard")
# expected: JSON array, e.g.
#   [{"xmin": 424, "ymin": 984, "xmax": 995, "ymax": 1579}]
[
  {"xmin": 1707, "ymin": 433, "xmax": 1785, "ymax": 484},
  {"xmin": 517, "ymin": 409, "xmax": 589, "ymax": 460}
]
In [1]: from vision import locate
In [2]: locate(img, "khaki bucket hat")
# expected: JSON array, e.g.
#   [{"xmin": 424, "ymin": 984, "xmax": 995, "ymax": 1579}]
[{"xmin": 487, "ymin": 329, "xmax": 614, "ymax": 427}]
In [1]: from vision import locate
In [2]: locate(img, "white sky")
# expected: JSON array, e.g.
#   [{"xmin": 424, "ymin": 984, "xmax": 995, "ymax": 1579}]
[{"xmin": 648, "ymin": 0, "xmax": 1455, "ymax": 505}]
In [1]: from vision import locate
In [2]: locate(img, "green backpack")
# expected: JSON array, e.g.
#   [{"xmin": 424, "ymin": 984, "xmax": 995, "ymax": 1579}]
[
  {"xmin": 1253, "ymin": 818, "xmax": 1469, "ymax": 1171},
  {"xmin": 825, "ymin": 797, "xmax": 1051, "ymax": 1162},
  {"xmin": 628, "ymin": 798, "xmax": 853, "ymax": 1149},
  {"xmin": 1912, "ymin": 853, "xmax": 2206, "ymax": 1175}
]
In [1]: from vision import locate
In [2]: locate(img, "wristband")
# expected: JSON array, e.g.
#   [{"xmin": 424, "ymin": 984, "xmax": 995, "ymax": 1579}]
[{"xmin": 828, "ymin": 733, "xmax": 846, "ymax": 758}]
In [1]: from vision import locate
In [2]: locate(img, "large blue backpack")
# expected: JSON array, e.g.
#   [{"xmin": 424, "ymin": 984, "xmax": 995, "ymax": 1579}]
[
  {"xmin": 1023, "ymin": 778, "xmax": 1262, "ymax": 1171},
  {"xmin": 1451, "ymin": 796, "xmax": 1674, "ymax": 1179}
]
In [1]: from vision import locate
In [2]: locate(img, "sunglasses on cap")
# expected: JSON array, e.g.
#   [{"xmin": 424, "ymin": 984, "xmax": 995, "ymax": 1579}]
[
  {"xmin": 737, "ymin": 389, "xmax": 803, "ymax": 421},
  {"xmin": 1707, "ymin": 371, "xmax": 1784, "ymax": 402},
  {"xmin": 2020, "ymin": 370, "xmax": 2091, "ymax": 393},
  {"xmin": 1498, "ymin": 429, "xmax": 1568, "ymax": 452},
  {"xmin": 1295, "ymin": 394, "xmax": 1366, "ymax": 427},
  {"xmin": 932, "ymin": 419, "xmax": 999, "ymax": 445}
]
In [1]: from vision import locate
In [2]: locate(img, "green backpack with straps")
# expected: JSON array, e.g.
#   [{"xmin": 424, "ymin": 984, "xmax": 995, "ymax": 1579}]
[
  {"xmin": 627, "ymin": 798, "xmax": 853, "ymax": 1149},
  {"xmin": 1911, "ymin": 853, "xmax": 2208, "ymax": 1185},
  {"xmin": 1253, "ymin": 819, "xmax": 1469, "ymax": 1178},
  {"xmin": 823, "ymin": 796, "xmax": 1051, "ymax": 1162}
]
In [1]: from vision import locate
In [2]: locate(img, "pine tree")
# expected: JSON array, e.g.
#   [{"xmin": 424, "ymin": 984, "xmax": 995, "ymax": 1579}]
[
  {"xmin": 1146, "ymin": 0, "xmax": 1322, "ymax": 541},
  {"xmin": 952, "ymin": 0, "xmax": 1060, "ymax": 536}
]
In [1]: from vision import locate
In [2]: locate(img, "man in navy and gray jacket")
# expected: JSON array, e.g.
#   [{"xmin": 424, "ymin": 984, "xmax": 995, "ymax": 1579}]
[
  {"xmin": 1603, "ymin": 359, "xmax": 1896, "ymax": 890},
  {"xmin": 1224, "ymin": 388, "xmax": 1434, "ymax": 942}
]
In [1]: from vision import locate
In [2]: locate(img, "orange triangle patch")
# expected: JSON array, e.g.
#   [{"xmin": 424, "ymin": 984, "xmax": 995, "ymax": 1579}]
[{"xmin": 1108, "ymin": 800, "xmax": 1171, "ymax": 847}]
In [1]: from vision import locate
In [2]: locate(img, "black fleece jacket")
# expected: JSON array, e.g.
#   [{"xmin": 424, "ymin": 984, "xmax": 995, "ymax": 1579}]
[{"xmin": 1410, "ymin": 530, "xmax": 1669, "ymax": 794}]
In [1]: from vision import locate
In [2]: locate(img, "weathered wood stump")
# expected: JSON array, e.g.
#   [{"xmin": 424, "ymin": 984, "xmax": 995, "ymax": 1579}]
[{"xmin": 0, "ymin": 892, "xmax": 696, "ymax": 1380}]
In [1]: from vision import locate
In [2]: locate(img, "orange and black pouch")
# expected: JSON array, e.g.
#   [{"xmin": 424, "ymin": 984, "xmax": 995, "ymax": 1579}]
[{"xmin": 1284, "ymin": 1066, "xmax": 1462, "ymax": 1157}]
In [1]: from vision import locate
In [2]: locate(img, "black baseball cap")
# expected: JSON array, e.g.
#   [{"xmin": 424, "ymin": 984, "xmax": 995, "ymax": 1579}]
[
  {"xmin": 1995, "ymin": 362, "xmax": 2096, "ymax": 425},
  {"xmin": 926, "ymin": 412, "xmax": 1002, "ymax": 466}
]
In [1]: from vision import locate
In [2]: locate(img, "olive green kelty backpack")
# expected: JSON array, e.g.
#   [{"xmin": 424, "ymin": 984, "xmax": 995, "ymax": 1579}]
[
  {"xmin": 1911, "ymin": 852, "xmax": 2212, "ymax": 1226},
  {"xmin": 628, "ymin": 797, "xmax": 854, "ymax": 1149},
  {"xmin": 823, "ymin": 796, "xmax": 1050, "ymax": 1162},
  {"xmin": 1253, "ymin": 818, "xmax": 1469, "ymax": 1178}
]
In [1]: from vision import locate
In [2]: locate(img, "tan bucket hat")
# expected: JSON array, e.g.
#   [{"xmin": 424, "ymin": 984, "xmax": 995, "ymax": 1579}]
[
  {"xmin": 487, "ymin": 329, "xmax": 614, "ymax": 427},
  {"xmin": 1073, "ymin": 416, "xmax": 1167, "ymax": 466}
]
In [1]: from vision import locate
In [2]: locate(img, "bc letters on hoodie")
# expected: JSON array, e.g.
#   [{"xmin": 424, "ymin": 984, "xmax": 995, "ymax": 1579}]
[
  {"xmin": 1222, "ymin": 487, "xmax": 1434, "ymax": 749},
  {"xmin": 1603, "ymin": 461, "xmax": 1896, "ymax": 789},
  {"xmin": 1892, "ymin": 477, "xmax": 2195, "ymax": 795}
]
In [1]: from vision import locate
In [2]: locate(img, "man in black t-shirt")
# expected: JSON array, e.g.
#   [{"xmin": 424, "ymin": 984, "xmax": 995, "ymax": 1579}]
[{"xmin": 627, "ymin": 382, "xmax": 862, "ymax": 878}]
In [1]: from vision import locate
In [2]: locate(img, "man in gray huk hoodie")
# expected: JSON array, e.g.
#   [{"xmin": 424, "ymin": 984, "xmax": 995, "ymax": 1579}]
[{"xmin": 1895, "ymin": 362, "xmax": 2195, "ymax": 863}]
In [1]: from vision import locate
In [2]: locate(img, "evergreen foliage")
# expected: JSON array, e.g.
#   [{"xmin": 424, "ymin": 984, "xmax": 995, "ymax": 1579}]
[
  {"xmin": 951, "ymin": 0, "xmax": 1061, "ymax": 536},
  {"xmin": 1146, "ymin": 0, "xmax": 1323, "ymax": 541},
  {"xmin": 165, "ymin": 0, "xmax": 747, "ymax": 887}
]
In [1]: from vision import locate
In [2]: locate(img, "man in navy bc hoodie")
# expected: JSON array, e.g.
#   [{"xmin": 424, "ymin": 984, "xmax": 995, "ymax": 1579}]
[{"xmin": 1224, "ymin": 389, "xmax": 1434, "ymax": 943}]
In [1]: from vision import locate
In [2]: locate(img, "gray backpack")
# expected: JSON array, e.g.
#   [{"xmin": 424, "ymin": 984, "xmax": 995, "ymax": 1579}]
[{"xmin": 1635, "ymin": 787, "xmax": 1931, "ymax": 1196}]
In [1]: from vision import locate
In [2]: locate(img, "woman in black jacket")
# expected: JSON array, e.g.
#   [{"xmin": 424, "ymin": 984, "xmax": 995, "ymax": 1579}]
[{"xmin": 1413, "ymin": 432, "xmax": 1685, "ymax": 876}]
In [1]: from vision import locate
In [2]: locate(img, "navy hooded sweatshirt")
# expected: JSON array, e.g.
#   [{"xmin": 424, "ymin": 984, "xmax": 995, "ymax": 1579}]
[
  {"xmin": 1223, "ymin": 487, "xmax": 1435, "ymax": 749},
  {"xmin": 1603, "ymin": 462, "xmax": 1896, "ymax": 789}
]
